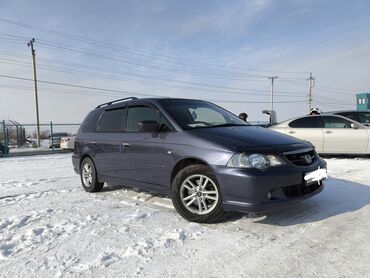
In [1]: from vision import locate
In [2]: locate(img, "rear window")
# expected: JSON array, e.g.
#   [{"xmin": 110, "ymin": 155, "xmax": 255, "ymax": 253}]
[
  {"xmin": 289, "ymin": 117, "xmax": 321, "ymax": 128},
  {"xmin": 97, "ymin": 108, "xmax": 126, "ymax": 132},
  {"xmin": 52, "ymin": 133, "xmax": 69, "ymax": 137},
  {"xmin": 81, "ymin": 110, "xmax": 101, "ymax": 132}
]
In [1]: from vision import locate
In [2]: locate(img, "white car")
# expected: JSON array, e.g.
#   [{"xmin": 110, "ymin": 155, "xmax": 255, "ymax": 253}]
[
  {"xmin": 270, "ymin": 115, "xmax": 370, "ymax": 154},
  {"xmin": 60, "ymin": 135, "xmax": 75, "ymax": 150}
]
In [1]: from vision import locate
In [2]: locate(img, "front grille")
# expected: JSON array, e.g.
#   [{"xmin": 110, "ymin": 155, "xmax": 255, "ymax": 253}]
[
  {"xmin": 283, "ymin": 149, "xmax": 317, "ymax": 167},
  {"xmin": 282, "ymin": 182, "xmax": 321, "ymax": 198}
]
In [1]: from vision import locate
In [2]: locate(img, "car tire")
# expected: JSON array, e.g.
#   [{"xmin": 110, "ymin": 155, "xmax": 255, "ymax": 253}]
[
  {"xmin": 80, "ymin": 157, "xmax": 104, "ymax": 192},
  {"xmin": 171, "ymin": 164, "xmax": 225, "ymax": 223},
  {"xmin": 0, "ymin": 150, "xmax": 3, "ymax": 157}
]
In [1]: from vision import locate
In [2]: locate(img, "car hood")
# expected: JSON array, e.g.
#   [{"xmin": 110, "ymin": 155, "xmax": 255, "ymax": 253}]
[{"xmin": 189, "ymin": 126, "xmax": 311, "ymax": 152}]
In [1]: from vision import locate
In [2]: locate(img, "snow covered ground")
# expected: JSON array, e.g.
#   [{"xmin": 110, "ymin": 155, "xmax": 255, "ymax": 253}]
[{"xmin": 0, "ymin": 154, "xmax": 369, "ymax": 277}]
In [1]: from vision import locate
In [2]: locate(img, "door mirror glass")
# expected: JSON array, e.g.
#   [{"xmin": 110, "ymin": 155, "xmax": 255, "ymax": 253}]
[{"xmin": 138, "ymin": 120, "xmax": 159, "ymax": 132}]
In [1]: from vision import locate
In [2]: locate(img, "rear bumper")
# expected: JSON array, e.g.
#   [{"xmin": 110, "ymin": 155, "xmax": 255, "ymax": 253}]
[
  {"xmin": 213, "ymin": 158, "xmax": 327, "ymax": 213},
  {"xmin": 72, "ymin": 154, "xmax": 80, "ymax": 174}
]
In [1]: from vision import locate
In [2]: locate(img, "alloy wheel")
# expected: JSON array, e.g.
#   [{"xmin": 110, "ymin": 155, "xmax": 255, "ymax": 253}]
[
  {"xmin": 180, "ymin": 174, "xmax": 219, "ymax": 215},
  {"xmin": 82, "ymin": 162, "xmax": 93, "ymax": 187}
]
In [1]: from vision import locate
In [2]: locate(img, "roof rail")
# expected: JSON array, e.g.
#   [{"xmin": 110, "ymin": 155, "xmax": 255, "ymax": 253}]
[{"xmin": 96, "ymin": 97, "xmax": 138, "ymax": 108}]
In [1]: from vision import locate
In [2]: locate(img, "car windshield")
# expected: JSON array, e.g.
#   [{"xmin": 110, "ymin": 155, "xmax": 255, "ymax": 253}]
[
  {"xmin": 358, "ymin": 112, "xmax": 370, "ymax": 126},
  {"xmin": 160, "ymin": 99, "xmax": 248, "ymax": 130}
]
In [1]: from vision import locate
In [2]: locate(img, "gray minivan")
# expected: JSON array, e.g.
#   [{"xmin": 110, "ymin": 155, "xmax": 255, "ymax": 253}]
[{"xmin": 72, "ymin": 97, "xmax": 327, "ymax": 223}]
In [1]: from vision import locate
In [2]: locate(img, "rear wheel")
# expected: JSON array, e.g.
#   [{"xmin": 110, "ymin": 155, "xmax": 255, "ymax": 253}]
[
  {"xmin": 0, "ymin": 150, "xmax": 3, "ymax": 157},
  {"xmin": 171, "ymin": 164, "xmax": 224, "ymax": 223},
  {"xmin": 80, "ymin": 157, "xmax": 104, "ymax": 192}
]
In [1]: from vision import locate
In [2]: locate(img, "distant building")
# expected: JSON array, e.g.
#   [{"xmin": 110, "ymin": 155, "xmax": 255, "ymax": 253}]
[{"xmin": 356, "ymin": 93, "xmax": 370, "ymax": 111}]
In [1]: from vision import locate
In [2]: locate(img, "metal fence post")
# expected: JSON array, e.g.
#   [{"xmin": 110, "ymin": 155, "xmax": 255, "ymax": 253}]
[
  {"xmin": 2, "ymin": 120, "xmax": 8, "ymax": 157},
  {"xmin": 50, "ymin": 121, "xmax": 55, "ymax": 154},
  {"xmin": 16, "ymin": 126, "xmax": 19, "ymax": 147}
]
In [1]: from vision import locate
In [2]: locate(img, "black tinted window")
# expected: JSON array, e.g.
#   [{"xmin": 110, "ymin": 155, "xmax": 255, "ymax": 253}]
[
  {"xmin": 97, "ymin": 108, "xmax": 126, "ymax": 132},
  {"xmin": 337, "ymin": 112, "xmax": 356, "ymax": 120},
  {"xmin": 289, "ymin": 117, "xmax": 321, "ymax": 128},
  {"xmin": 126, "ymin": 106, "xmax": 160, "ymax": 132},
  {"xmin": 357, "ymin": 113, "xmax": 370, "ymax": 125},
  {"xmin": 322, "ymin": 116, "xmax": 352, "ymax": 128}
]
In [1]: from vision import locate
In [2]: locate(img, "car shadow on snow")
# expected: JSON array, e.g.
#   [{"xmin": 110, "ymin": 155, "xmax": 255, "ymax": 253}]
[
  {"xmin": 248, "ymin": 176, "xmax": 370, "ymax": 226},
  {"xmin": 97, "ymin": 177, "xmax": 370, "ymax": 227}
]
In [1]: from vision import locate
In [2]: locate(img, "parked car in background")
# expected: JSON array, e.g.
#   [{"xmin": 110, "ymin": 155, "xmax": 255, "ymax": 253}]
[
  {"xmin": 49, "ymin": 132, "xmax": 69, "ymax": 148},
  {"xmin": 270, "ymin": 114, "xmax": 370, "ymax": 154},
  {"xmin": 60, "ymin": 135, "xmax": 75, "ymax": 150},
  {"xmin": 72, "ymin": 97, "xmax": 327, "ymax": 223},
  {"xmin": 322, "ymin": 110, "xmax": 370, "ymax": 127},
  {"xmin": 0, "ymin": 142, "xmax": 9, "ymax": 157}
]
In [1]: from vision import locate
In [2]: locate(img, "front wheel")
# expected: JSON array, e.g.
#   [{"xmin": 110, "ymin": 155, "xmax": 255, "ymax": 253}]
[
  {"xmin": 80, "ymin": 157, "xmax": 104, "ymax": 192},
  {"xmin": 171, "ymin": 164, "xmax": 225, "ymax": 223}
]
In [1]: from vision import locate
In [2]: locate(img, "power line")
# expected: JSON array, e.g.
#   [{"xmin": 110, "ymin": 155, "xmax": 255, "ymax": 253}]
[
  {"xmin": 0, "ymin": 74, "xmax": 308, "ymax": 104},
  {"xmin": 0, "ymin": 19, "xmax": 309, "ymax": 75},
  {"xmin": 0, "ymin": 56, "xmax": 308, "ymax": 97}
]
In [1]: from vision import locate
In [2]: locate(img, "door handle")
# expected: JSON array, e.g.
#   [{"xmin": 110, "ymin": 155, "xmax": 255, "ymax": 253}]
[
  {"xmin": 288, "ymin": 131, "xmax": 296, "ymax": 134},
  {"xmin": 325, "ymin": 130, "xmax": 333, "ymax": 134},
  {"xmin": 122, "ymin": 143, "xmax": 130, "ymax": 147},
  {"xmin": 91, "ymin": 141, "xmax": 97, "ymax": 145}
]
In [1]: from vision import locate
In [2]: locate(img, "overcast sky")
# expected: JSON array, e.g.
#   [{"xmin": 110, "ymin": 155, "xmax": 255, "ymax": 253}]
[{"xmin": 0, "ymin": 0, "xmax": 369, "ymax": 127}]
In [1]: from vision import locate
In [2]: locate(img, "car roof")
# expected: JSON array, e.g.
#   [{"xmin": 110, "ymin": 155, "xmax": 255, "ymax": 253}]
[
  {"xmin": 274, "ymin": 114, "xmax": 362, "ymax": 127},
  {"xmin": 94, "ymin": 97, "xmax": 211, "ymax": 112},
  {"xmin": 321, "ymin": 110, "xmax": 370, "ymax": 114}
]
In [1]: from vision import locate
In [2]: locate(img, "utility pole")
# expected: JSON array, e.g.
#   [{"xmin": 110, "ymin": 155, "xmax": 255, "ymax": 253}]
[
  {"xmin": 307, "ymin": 72, "xmax": 315, "ymax": 113},
  {"xmin": 268, "ymin": 76, "xmax": 278, "ymax": 111},
  {"xmin": 27, "ymin": 38, "xmax": 41, "ymax": 147}
]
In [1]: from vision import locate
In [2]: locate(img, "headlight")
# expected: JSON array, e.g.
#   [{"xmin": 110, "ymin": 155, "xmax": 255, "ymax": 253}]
[{"xmin": 227, "ymin": 153, "xmax": 285, "ymax": 169}]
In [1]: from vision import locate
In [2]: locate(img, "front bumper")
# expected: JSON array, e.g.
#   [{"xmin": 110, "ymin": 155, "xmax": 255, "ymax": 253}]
[{"xmin": 213, "ymin": 158, "xmax": 327, "ymax": 213}]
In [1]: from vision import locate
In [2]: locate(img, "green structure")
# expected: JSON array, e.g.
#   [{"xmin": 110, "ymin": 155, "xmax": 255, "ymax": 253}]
[{"xmin": 356, "ymin": 93, "xmax": 370, "ymax": 111}]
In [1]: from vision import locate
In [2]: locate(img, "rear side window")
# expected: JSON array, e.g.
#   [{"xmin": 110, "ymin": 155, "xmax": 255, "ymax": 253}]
[
  {"xmin": 289, "ymin": 117, "xmax": 321, "ymax": 128},
  {"xmin": 97, "ymin": 108, "xmax": 126, "ymax": 132},
  {"xmin": 126, "ymin": 106, "xmax": 160, "ymax": 132},
  {"xmin": 322, "ymin": 116, "xmax": 352, "ymax": 129}
]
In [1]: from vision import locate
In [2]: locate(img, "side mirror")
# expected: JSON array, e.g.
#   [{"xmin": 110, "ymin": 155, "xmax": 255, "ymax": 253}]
[
  {"xmin": 350, "ymin": 123, "xmax": 359, "ymax": 129},
  {"xmin": 138, "ymin": 120, "xmax": 159, "ymax": 132}
]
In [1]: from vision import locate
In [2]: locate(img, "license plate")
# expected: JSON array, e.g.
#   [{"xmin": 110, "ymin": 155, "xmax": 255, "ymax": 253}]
[{"xmin": 304, "ymin": 167, "xmax": 328, "ymax": 185}]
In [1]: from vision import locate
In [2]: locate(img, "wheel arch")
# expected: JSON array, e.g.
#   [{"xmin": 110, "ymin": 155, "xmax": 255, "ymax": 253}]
[{"xmin": 170, "ymin": 157, "xmax": 213, "ymax": 185}]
